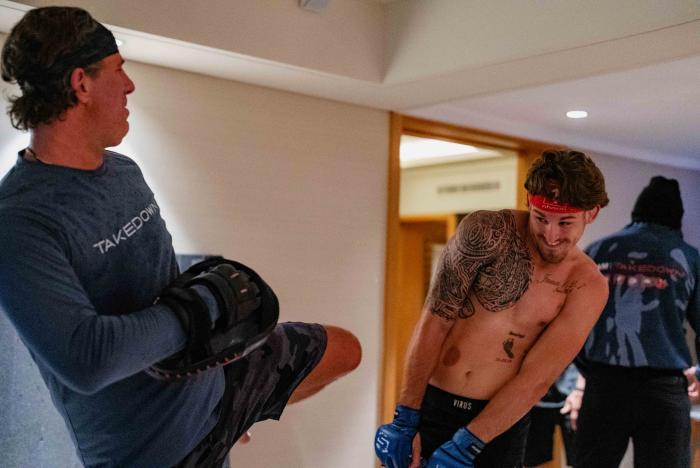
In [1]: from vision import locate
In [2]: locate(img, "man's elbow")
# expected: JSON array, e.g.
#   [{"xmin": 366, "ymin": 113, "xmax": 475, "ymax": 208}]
[
  {"xmin": 67, "ymin": 378, "xmax": 106, "ymax": 396},
  {"xmin": 54, "ymin": 363, "xmax": 112, "ymax": 395},
  {"xmin": 60, "ymin": 316, "xmax": 131, "ymax": 394},
  {"xmin": 529, "ymin": 378, "xmax": 552, "ymax": 404},
  {"xmin": 518, "ymin": 365, "xmax": 559, "ymax": 404}
]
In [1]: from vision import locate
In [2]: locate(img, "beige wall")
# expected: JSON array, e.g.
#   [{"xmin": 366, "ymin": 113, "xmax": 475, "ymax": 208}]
[
  {"xmin": 400, "ymin": 154, "xmax": 518, "ymax": 216},
  {"xmin": 0, "ymin": 45, "xmax": 389, "ymax": 467},
  {"xmin": 384, "ymin": 0, "xmax": 700, "ymax": 83},
  {"xmin": 580, "ymin": 151, "xmax": 700, "ymax": 250},
  {"xmin": 18, "ymin": 0, "xmax": 385, "ymax": 82},
  {"xmin": 125, "ymin": 62, "xmax": 389, "ymax": 468}
]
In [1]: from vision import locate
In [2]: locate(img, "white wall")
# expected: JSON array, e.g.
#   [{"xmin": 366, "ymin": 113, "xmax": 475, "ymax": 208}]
[
  {"xmin": 18, "ymin": 0, "xmax": 386, "ymax": 82},
  {"xmin": 580, "ymin": 150, "xmax": 700, "ymax": 250},
  {"xmin": 125, "ymin": 62, "xmax": 389, "ymax": 468},
  {"xmin": 385, "ymin": 0, "xmax": 700, "ymax": 83},
  {"xmin": 0, "ymin": 47, "xmax": 389, "ymax": 467}
]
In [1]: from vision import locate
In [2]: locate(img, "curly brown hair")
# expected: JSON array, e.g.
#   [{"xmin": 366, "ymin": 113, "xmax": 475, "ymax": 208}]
[
  {"xmin": 524, "ymin": 149, "xmax": 609, "ymax": 210},
  {"xmin": 1, "ymin": 7, "xmax": 104, "ymax": 130}
]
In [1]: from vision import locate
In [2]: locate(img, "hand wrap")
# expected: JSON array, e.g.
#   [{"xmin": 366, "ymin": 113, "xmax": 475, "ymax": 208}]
[
  {"xmin": 147, "ymin": 257, "xmax": 278, "ymax": 381},
  {"xmin": 374, "ymin": 405, "xmax": 421, "ymax": 468}
]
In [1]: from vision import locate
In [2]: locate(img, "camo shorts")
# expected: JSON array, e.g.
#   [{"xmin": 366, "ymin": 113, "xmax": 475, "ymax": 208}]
[{"xmin": 175, "ymin": 322, "xmax": 327, "ymax": 467}]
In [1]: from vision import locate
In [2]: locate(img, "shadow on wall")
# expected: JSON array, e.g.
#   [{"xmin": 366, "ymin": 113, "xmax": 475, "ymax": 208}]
[{"xmin": 0, "ymin": 310, "xmax": 82, "ymax": 467}]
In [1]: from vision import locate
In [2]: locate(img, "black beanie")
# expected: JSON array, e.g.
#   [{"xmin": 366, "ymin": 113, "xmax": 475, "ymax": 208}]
[{"xmin": 631, "ymin": 176, "xmax": 684, "ymax": 230}]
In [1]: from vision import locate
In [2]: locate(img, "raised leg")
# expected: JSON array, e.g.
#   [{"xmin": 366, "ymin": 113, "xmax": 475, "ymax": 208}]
[{"xmin": 289, "ymin": 325, "xmax": 362, "ymax": 403}]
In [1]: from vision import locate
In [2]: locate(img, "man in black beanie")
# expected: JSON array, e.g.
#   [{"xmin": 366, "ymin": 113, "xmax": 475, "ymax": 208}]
[
  {"xmin": 631, "ymin": 176, "xmax": 685, "ymax": 230},
  {"xmin": 563, "ymin": 176, "xmax": 700, "ymax": 468}
]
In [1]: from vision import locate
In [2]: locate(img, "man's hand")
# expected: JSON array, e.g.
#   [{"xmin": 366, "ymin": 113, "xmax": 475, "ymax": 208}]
[
  {"xmin": 560, "ymin": 389, "xmax": 583, "ymax": 431},
  {"xmin": 374, "ymin": 405, "xmax": 421, "ymax": 468},
  {"xmin": 148, "ymin": 258, "xmax": 279, "ymax": 381},
  {"xmin": 408, "ymin": 433, "xmax": 423, "ymax": 468},
  {"xmin": 425, "ymin": 427, "xmax": 485, "ymax": 468},
  {"xmin": 684, "ymin": 367, "xmax": 700, "ymax": 402}
]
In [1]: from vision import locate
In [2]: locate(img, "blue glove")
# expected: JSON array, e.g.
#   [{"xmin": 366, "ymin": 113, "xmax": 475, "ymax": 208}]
[
  {"xmin": 424, "ymin": 427, "xmax": 485, "ymax": 468},
  {"xmin": 374, "ymin": 405, "xmax": 421, "ymax": 468}
]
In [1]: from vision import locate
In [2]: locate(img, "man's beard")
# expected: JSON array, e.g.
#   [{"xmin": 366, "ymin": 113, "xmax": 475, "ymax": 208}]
[{"xmin": 537, "ymin": 242, "xmax": 568, "ymax": 264}]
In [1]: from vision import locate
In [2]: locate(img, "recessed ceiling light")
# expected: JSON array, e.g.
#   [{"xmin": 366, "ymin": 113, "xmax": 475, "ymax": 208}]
[
  {"xmin": 566, "ymin": 110, "xmax": 588, "ymax": 119},
  {"xmin": 115, "ymin": 38, "xmax": 124, "ymax": 47}
]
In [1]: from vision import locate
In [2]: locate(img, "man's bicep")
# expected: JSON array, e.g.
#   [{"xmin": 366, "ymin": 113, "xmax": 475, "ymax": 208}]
[
  {"xmin": 0, "ymin": 219, "xmax": 94, "ymax": 351},
  {"xmin": 424, "ymin": 245, "xmax": 471, "ymax": 320},
  {"xmin": 424, "ymin": 211, "xmax": 500, "ymax": 320}
]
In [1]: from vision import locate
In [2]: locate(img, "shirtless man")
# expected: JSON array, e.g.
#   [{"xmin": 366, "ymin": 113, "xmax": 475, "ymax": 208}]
[{"xmin": 374, "ymin": 149, "xmax": 610, "ymax": 468}]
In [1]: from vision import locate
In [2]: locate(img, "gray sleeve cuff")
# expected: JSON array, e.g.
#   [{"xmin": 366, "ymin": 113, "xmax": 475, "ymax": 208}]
[{"xmin": 190, "ymin": 284, "xmax": 220, "ymax": 325}]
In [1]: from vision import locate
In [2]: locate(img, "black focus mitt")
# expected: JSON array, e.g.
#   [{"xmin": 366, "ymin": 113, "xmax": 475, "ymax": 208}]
[{"xmin": 147, "ymin": 257, "xmax": 279, "ymax": 381}]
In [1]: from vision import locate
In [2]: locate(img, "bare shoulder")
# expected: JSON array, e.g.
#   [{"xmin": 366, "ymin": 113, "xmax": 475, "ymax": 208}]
[
  {"xmin": 567, "ymin": 252, "xmax": 609, "ymax": 309},
  {"xmin": 457, "ymin": 209, "xmax": 509, "ymax": 231},
  {"xmin": 507, "ymin": 209, "xmax": 530, "ymax": 225},
  {"xmin": 428, "ymin": 210, "xmax": 527, "ymax": 320},
  {"xmin": 572, "ymin": 250, "xmax": 606, "ymax": 285},
  {"xmin": 452, "ymin": 210, "xmax": 517, "ymax": 259}
]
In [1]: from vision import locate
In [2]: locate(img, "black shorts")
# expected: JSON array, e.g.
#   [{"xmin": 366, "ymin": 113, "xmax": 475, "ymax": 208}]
[
  {"xmin": 175, "ymin": 322, "xmax": 327, "ymax": 467},
  {"xmin": 418, "ymin": 385, "xmax": 531, "ymax": 467},
  {"xmin": 523, "ymin": 405, "xmax": 575, "ymax": 466}
]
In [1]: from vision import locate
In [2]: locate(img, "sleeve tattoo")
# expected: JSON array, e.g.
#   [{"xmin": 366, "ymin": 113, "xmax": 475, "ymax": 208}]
[{"xmin": 425, "ymin": 210, "xmax": 532, "ymax": 320}]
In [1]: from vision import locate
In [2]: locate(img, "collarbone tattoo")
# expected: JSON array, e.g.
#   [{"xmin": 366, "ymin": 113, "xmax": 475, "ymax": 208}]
[{"xmin": 536, "ymin": 273, "xmax": 587, "ymax": 294}]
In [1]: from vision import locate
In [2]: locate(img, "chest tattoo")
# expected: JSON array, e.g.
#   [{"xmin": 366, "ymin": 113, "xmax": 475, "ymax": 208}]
[
  {"xmin": 471, "ymin": 212, "xmax": 533, "ymax": 312},
  {"xmin": 537, "ymin": 273, "xmax": 587, "ymax": 294}
]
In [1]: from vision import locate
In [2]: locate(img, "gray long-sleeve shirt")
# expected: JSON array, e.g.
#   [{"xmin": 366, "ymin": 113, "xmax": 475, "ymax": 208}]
[{"xmin": 0, "ymin": 151, "xmax": 223, "ymax": 467}]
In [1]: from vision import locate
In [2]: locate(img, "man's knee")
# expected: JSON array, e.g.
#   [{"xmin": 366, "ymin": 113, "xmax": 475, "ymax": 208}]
[
  {"xmin": 287, "ymin": 325, "xmax": 361, "ymax": 404},
  {"xmin": 322, "ymin": 325, "xmax": 362, "ymax": 376}
]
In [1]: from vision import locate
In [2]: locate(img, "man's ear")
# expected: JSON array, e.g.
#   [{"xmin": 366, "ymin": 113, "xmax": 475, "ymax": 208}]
[
  {"xmin": 70, "ymin": 67, "xmax": 91, "ymax": 104},
  {"xmin": 584, "ymin": 206, "xmax": 600, "ymax": 224}
]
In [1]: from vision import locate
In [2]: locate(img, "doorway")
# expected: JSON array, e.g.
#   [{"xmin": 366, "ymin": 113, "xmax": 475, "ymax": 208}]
[{"xmin": 380, "ymin": 113, "xmax": 561, "ymax": 465}]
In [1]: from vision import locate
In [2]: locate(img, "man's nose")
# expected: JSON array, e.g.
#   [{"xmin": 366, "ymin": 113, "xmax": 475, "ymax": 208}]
[
  {"xmin": 544, "ymin": 224, "xmax": 560, "ymax": 243},
  {"xmin": 124, "ymin": 74, "xmax": 135, "ymax": 94}
]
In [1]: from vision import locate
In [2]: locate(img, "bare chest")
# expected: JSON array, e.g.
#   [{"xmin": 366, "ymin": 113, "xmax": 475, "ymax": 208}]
[
  {"xmin": 508, "ymin": 275, "xmax": 571, "ymax": 328},
  {"xmin": 437, "ymin": 275, "xmax": 572, "ymax": 383},
  {"xmin": 459, "ymin": 269, "xmax": 579, "ymax": 361}
]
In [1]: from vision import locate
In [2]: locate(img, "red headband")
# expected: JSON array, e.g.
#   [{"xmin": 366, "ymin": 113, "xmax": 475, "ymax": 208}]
[{"xmin": 528, "ymin": 194, "xmax": 583, "ymax": 214}]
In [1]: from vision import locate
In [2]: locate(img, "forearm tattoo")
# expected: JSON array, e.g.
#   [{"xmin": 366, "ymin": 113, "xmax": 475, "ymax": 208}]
[{"xmin": 427, "ymin": 210, "xmax": 533, "ymax": 320}]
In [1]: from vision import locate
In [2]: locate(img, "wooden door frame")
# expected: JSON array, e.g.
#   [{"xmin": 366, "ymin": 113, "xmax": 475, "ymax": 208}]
[{"xmin": 379, "ymin": 113, "xmax": 557, "ymax": 424}]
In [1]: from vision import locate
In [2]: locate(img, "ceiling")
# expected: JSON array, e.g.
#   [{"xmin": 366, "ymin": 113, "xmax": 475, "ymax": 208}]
[
  {"xmin": 408, "ymin": 55, "xmax": 700, "ymax": 169},
  {"xmin": 1, "ymin": 0, "xmax": 699, "ymax": 169}
]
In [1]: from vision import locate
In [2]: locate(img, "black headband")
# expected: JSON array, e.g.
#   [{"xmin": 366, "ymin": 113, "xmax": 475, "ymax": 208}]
[{"xmin": 61, "ymin": 21, "xmax": 119, "ymax": 71}]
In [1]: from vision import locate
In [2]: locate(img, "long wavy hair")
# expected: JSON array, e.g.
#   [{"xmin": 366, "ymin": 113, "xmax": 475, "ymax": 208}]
[{"xmin": 1, "ymin": 7, "xmax": 103, "ymax": 130}]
